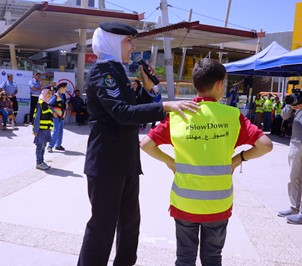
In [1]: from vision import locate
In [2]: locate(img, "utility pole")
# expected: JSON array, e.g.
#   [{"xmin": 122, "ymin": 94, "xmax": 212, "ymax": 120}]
[
  {"xmin": 98, "ymin": 0, "xmax": 105, "ymax": 8},
  {"xmin": 218, "ymin": 0, "xmax": 232, "ymax": 63},
  {"xmin": 160, "ymin": 0, "xmax": 175, "ymax": 100},
  {"xmin": 76, "ymin": 0, "xmax": 88, "ymax": 94},
  {"xmin": 177, "ymin": 8, "xmax": 192, "ymax": 81}
]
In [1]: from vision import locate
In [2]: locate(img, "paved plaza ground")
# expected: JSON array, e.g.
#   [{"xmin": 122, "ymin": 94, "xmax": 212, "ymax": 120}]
[{"xmin": 1, "ymin": 123, "xmax": 302, "ymax": 265}]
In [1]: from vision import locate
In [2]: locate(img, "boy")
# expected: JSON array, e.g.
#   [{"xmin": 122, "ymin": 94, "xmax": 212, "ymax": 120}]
[
  {"xmin": 140, "ymin": 58, "xmax": 273, "ymax": 266},
  {"xmin": 47, "ymin": 82, "xmax": 67, "ymax": 152}
]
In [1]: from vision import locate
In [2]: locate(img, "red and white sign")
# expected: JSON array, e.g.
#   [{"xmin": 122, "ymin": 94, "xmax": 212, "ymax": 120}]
[{"xmin": 85, "ymin": 53, "xmax": 97, "ymax": 63}]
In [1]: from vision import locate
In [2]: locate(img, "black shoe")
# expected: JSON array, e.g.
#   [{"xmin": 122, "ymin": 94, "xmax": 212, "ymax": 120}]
[{"xmin": 55, "ymin": 145, "xmax": 65, "ymax": 151}]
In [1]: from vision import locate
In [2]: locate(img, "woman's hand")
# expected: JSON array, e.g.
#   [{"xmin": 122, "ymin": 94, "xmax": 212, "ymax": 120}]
[{"xmin": 162, "ymin": 101, "xmax": 200, "ymax": 119}]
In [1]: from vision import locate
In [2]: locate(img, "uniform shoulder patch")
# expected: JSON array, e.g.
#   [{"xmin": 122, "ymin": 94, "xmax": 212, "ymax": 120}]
[
  {"xmin": 103, "ymin": 74, "xmax": 120, "ymax": 98},
  {"xmin": 103, "ymin": 74, "xmax": 117, "ymax": 87}
]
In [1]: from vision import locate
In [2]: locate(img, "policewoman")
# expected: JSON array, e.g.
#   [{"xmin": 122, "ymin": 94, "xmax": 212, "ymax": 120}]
[{"xmin": 77, "ymin": 21, "xmax": 199, "ymax": 266}]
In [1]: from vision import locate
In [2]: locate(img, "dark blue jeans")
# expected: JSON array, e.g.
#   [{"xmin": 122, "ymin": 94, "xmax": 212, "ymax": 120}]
[
  {"xmin": 263, "ymin": 112, "xmax": 272, "ymax": 131},
  {"xmin": 36, "ymin": 142, "xmax": 46, "ymax": 165},
  {"xmin": 175, "ymin": 219, "xmax": 228, "ymax": 266}
]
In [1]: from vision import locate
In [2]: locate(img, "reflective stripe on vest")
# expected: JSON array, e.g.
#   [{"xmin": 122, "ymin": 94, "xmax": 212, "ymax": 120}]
[
  {"xmin": 176, "ymin": 163, "xmax": 232, "ymax": 176},
  {"xmin": 170, "ymin": 102, "xmax": 240, "ymax": 215},
  {"xmin": 172, "ymin": 182, "xmax": 233, "ymax": 200}
]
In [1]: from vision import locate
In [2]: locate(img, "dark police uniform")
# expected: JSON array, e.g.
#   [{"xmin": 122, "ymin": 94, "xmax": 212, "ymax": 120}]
[{"xmin": 78, "ymin": 23, "xmax": 166, "ymax": 266}]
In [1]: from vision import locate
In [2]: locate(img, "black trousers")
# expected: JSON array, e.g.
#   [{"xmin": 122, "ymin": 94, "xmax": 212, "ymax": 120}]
[
  {"xmin": 78, "ymin": 174, "xmax": 140, "ymax": 266},
  {"xmin": 30, "ymin": 95, "xmax": 39, "ymax": 123}
]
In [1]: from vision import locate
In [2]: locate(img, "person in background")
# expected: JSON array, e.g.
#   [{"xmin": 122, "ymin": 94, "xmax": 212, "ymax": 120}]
[
  {"xmin": 70, "ymin": 89, "xmax": 88, "ymax": 125},
  {"xmin": 77, "ymin": 21, "xmax": 199, "ymax": 266},
  {"xmin": 33, "ymin": 86, "xmax": 54, "ymax": 170},
  {"xmin": 263, "ymin": 93, "xmax": 274, "ymax": 131},
  {"xmin": 29, "ymin": 72, "xmax": 42, "ymax": 124},
  {"xmin": 271, "ymin": 96, "xmax": 283, "ymax": 136},
  {"xmin": 278, "ymin": 103, "xmax": 302, "ymax": 224},
  {"xmin": 140, "ymin": 58, "xmax": 273, "ymax": 266},
  {"xmin": 150, "ymin": 86, "xmax": 162, "ymax": 128},
  {"xmin": 226, "ymin": 86, "xmax": 239, "ymax": 107},
  {"xmin": 0, "ymin": 91, "xmax": 13, "ymax": 130},
  {"xmin": 131, "ymin": 79, "xmax": 142, "ymax": 101},
  {"xmin": 0, "ymin": 73, "xmax": 18, "ymax": 120},
  {"xmin": 253, "ymin": 93, "xmax": 264, "ymax": 129},
  {"xmin": 47, "ymin": 82, "xmax": 67, "ymax": 153}
]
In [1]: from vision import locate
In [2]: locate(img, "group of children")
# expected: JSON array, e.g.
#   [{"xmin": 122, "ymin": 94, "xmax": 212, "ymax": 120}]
[
  {"xmin": 33, "ymin": 82, "xmax": 67, "ymax": 170},
  {"xmin": 252, "ymin": 93, "xmax": 284, "ymax": 135}
]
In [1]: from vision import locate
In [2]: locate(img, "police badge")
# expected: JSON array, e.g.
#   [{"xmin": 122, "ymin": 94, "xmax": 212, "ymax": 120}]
[{"xmin": 104, "ymin": 75, "xmax": 116, "ymax": 87}]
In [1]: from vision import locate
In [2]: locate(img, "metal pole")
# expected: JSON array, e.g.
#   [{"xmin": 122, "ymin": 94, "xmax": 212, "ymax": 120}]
[
  {"xmin": 160, "ymin": 0, "xmax": 175, "ymax": 100},
  {"xmin": 218, "ymin": 0, "xmax": 232, "ymax": 63},
  {"xmin": 77, "ymin": 1, "xmax": 88, "ymax": 93},
  {"xmin": 150, "ymin": 16, "xmax": 162, "ymax": 67},
  {"xmin": 9, "ymin": 44, "xmax": 18, "ymax": 69},
  {"xmin": 178, "ymin": 9, "xmax": 192, "ymax": 81}
]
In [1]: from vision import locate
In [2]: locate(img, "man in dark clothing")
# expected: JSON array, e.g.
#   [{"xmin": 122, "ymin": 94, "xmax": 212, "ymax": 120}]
[{"xmin": 70, "ymin": 90, "xmax": 88, "ymax": 125}]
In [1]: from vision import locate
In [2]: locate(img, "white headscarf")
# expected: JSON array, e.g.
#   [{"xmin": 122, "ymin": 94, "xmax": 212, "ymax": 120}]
[
  {"xmin": 92, "ymin": 27, "xmax": 126, "ymax": 63},
  {"xmin": 39, "ymin": 87, "xmax": 52, "ymax": 104}
]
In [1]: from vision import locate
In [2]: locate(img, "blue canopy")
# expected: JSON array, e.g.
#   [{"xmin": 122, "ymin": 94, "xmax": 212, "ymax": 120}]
[
  {"xmin": 255, "ymin": 47, "xmax": 302, "ymax": 77},
  {"xmin": 224, "ymin": 41, "xmax": 288, "ymax": 76}
]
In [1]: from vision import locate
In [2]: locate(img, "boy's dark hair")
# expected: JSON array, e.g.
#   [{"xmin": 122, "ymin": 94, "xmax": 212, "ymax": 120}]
[{"xmin": 192, "ymin": 58, "xmax": 226, "ymax": 92}]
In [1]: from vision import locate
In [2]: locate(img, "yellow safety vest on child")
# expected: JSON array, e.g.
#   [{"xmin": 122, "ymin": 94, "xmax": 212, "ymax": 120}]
[{"xmin": 170, "ymin": 102, "xmax": 240, "ymax": 215}]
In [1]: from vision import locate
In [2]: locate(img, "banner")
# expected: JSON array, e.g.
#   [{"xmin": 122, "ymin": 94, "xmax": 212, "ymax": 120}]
[{"xmin": 53, "ymin": 72, "xmax": 76, "ymax": 102}]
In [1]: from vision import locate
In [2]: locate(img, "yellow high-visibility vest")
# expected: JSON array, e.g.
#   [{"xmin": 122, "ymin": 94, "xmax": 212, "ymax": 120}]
[
  {"xmin": 255, "ymin": 99, "xmax": 263, "ymax": 113},
  {"xmin": 273, "ymin": 102, "xmax": 283, "ymax": 115},
  {"xmin": 263, "ymin": 99, "xmax": 273, "ymax": 112},
  {"xmin": 170, "ymin": 102, "xmax": 240, "ymax": 215},
  {"xmin": 33, "ymin": 100, "xmax": 54, "ymax": 130}
]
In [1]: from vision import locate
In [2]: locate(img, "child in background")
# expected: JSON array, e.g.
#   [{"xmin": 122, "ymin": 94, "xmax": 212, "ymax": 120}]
[
  {"xmin": 33, "ymin": 86, "xmax": 54, "ymax": 170},
  {"xmin": 47, "ymin": 82, "xmax": 68, "ymax": 152}
]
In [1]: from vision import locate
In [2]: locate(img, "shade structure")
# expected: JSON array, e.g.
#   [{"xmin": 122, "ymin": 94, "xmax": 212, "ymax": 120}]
[
  {"xmin": 255, "ymin": 47, "xmax": 302, "ymax": 77},
  {"xmin": 224, "ymin": 41, "xmax": 288, "ymax": 76}
]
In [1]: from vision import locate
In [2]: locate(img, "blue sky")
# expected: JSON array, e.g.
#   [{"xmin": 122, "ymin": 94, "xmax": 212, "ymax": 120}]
[{"xmin": 30, "ymin": 0, "xmax": 300, "ymax": 33}]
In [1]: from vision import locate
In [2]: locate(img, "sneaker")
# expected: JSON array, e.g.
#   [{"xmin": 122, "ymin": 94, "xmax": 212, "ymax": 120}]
[
  {"xmin": 286, "ymin": 213, "xmax": 302, "ymax": 224},
  {"xmin": 36, "ymin": 162, "xmax": 50, "ymax": 170},
  {"xmin": 55, "ymin": 145, "xmax": 65, "ymax": 151},
  {"xmin": 278, "ymin": 207, "xmax": 299, "ymax": 217},
  {"xmin": 47, "ymin": 147, "xmax": 53, "ymax": 153}
]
